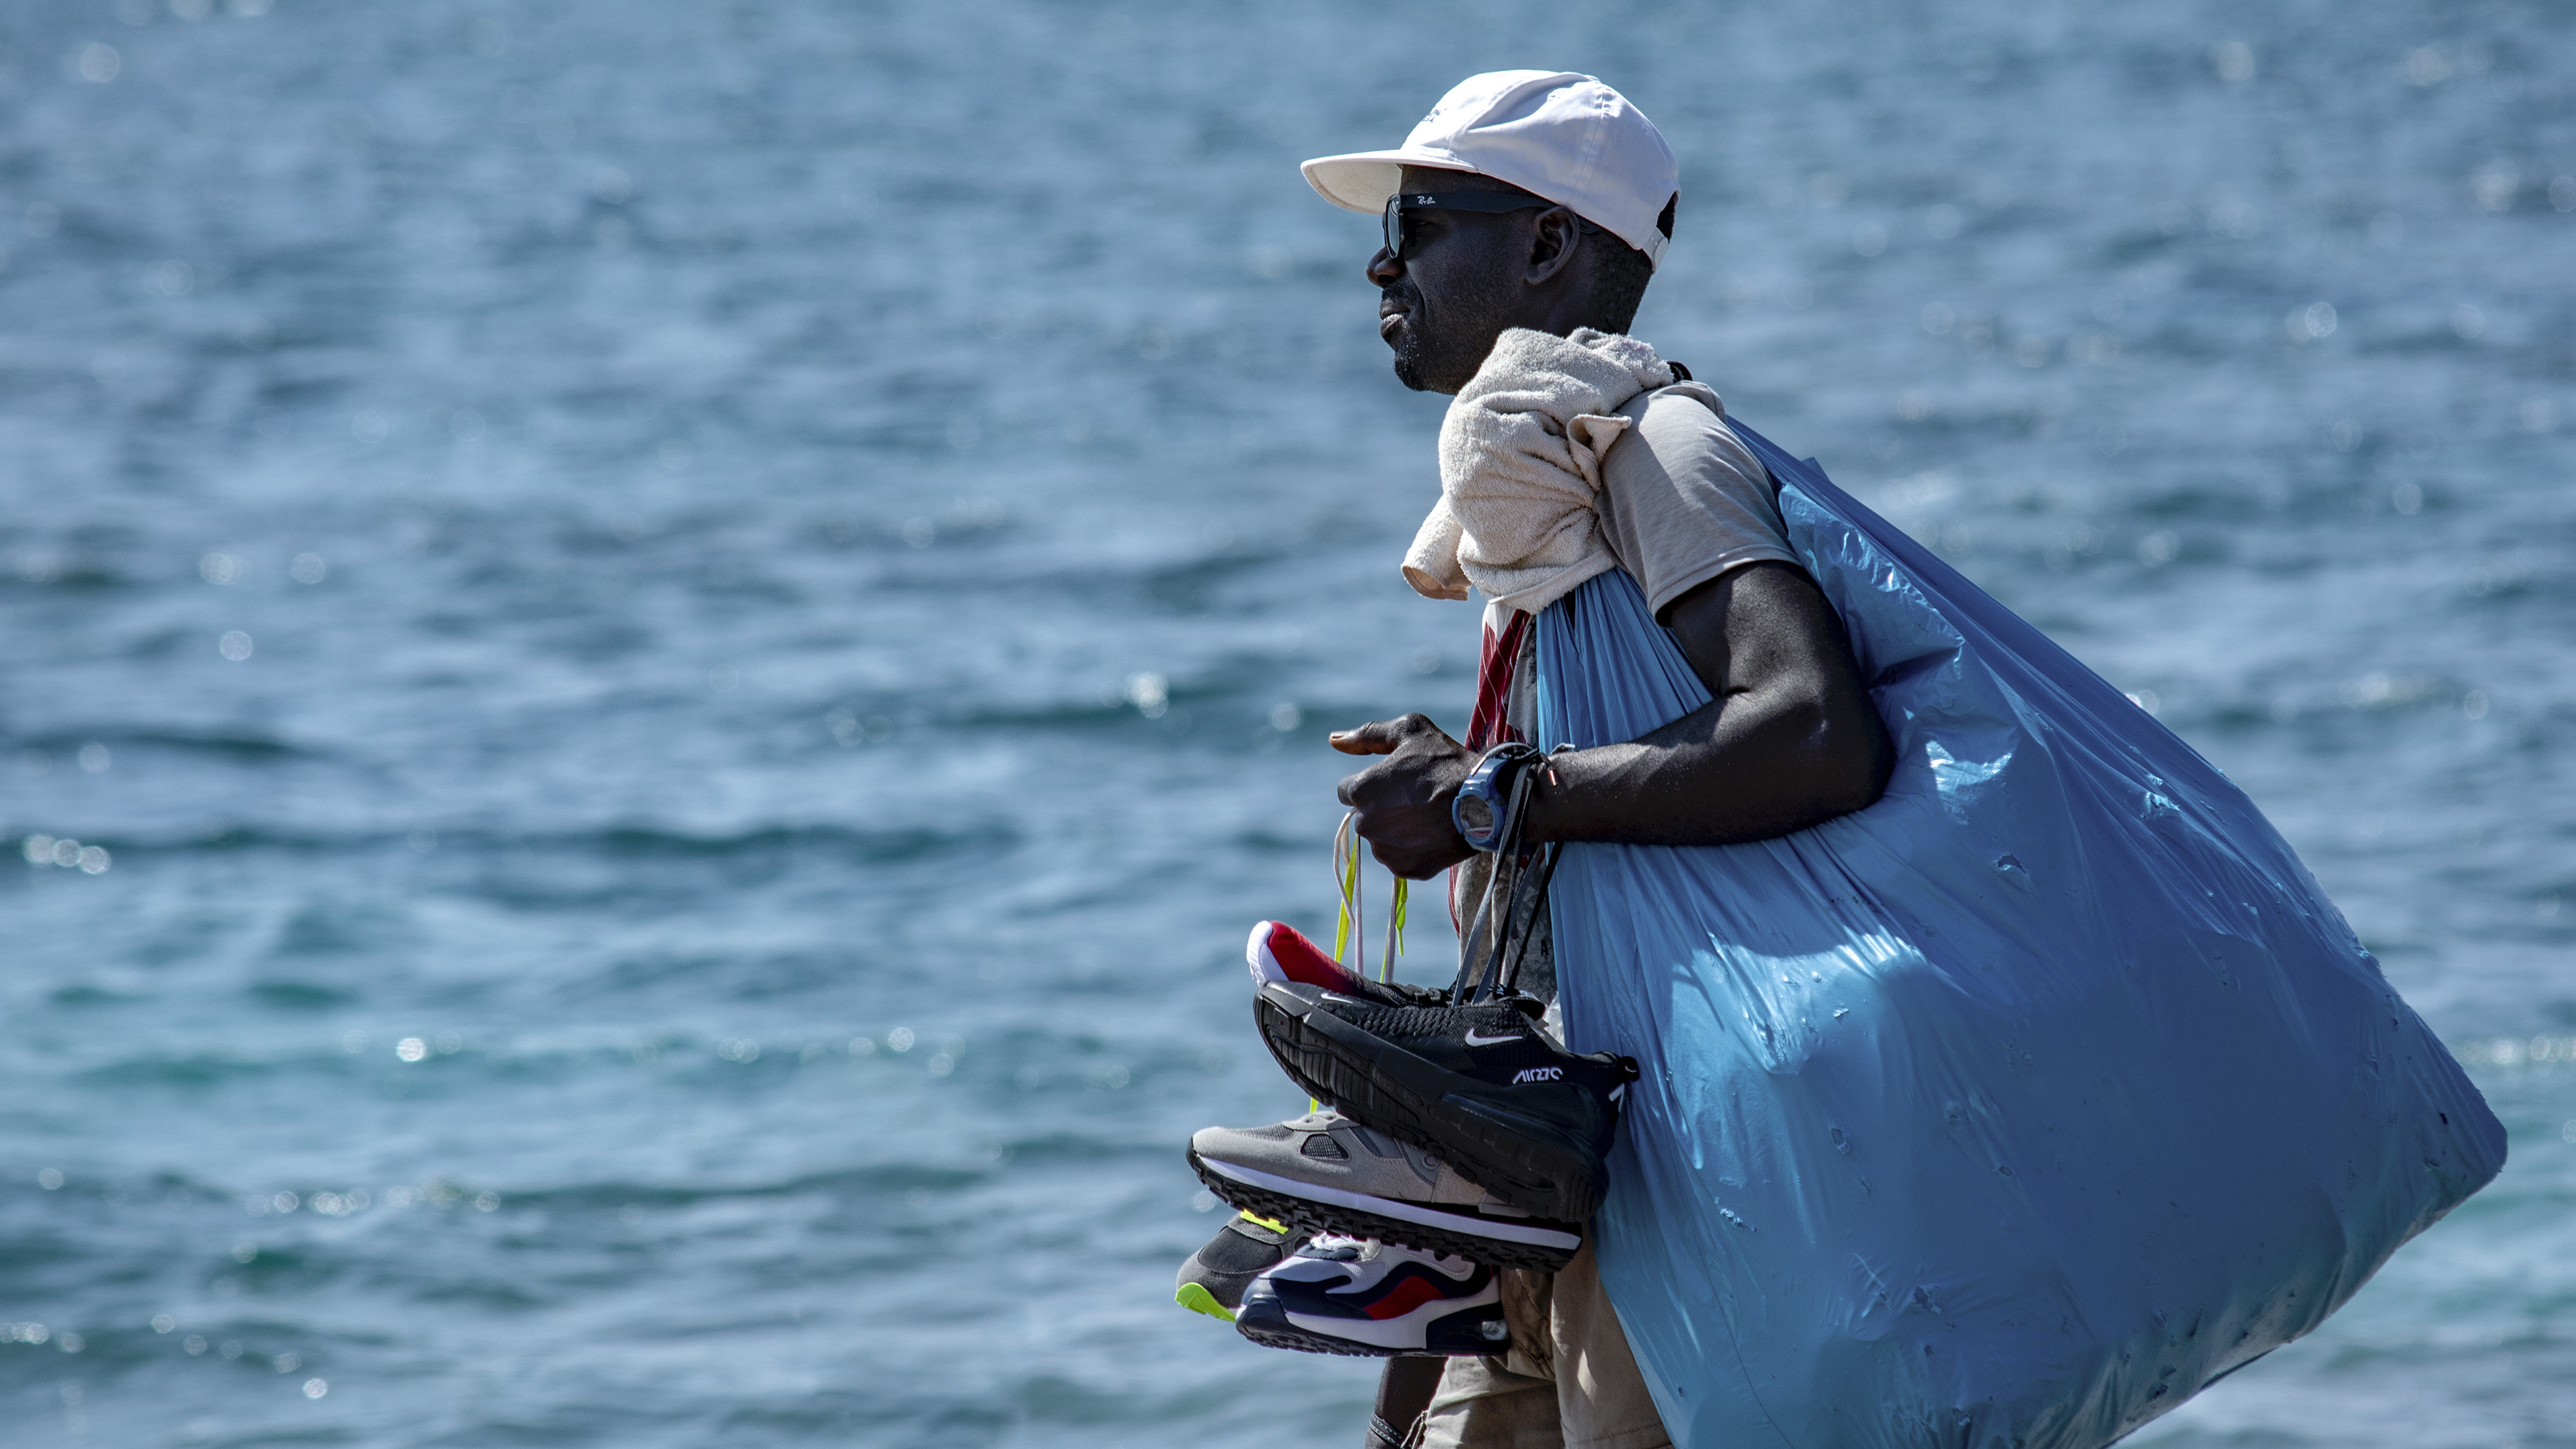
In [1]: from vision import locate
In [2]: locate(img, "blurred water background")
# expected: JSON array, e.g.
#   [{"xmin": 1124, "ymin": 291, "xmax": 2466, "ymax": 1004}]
[{"xmin": 1, "ymin": 0, "xmax": 2571, "ymax": 1444}]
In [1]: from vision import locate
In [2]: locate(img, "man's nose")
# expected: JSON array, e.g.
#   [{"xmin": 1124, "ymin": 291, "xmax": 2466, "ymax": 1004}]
[{"xmin": 1365, "ymin": 246, "xmax": 1403, "ymax": 287}]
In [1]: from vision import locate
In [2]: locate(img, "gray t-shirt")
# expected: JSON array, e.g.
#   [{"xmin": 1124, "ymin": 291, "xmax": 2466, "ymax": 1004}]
[
  {"xmin": 1458, "ymin": 381, "xmax": 1799, "ymax": 1004},
  {"xmin": 1480, "ymin": 380, "xmax": 1799, "ymax": 754},
  {"xmin": 1594, "ymin": 380, "xmax": 1799, "ymax": 619}
]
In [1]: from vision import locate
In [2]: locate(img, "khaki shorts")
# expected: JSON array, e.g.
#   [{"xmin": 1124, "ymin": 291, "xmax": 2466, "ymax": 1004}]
[{"xmin": 1415, "ymin": 1242, "xmax": 1672, "ymax": 1449}]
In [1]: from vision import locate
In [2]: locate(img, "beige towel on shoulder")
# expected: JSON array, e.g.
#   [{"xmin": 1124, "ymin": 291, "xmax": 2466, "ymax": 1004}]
[{"xmin": 1402, "ymin": 326, "xmax": 1674, "ymax": 616}]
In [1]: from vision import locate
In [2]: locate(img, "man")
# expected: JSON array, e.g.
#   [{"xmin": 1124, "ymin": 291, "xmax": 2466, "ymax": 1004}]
[
  {"xmin": 1184, "ymin": 68, "xmax": 2503, "ymax": 1449},
  {"xmin": 1307, "ymin": 72, "xmax": 1889, "ymax": 1448}
]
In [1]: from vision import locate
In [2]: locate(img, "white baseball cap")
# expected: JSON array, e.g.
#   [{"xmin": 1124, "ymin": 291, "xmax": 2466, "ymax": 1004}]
[{"xmin": 1301, "ymin": 71, "xmax": 1678, "ymax": 268}]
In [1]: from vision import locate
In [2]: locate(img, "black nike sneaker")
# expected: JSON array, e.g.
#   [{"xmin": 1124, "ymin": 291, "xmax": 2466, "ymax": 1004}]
[
  {"xmin": 1252, "ymin": 981, "xmax": 1637, "ymax": 1222},
  {"xmin": 1173, "ymin": 1211, "xmax": 1297, "ymax": 1322}
]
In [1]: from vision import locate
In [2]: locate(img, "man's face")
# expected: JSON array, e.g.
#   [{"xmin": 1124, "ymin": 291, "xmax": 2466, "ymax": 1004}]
[{"xmin": 1369, "ymin": 166, "xmax": 1535, "ymax": 395}]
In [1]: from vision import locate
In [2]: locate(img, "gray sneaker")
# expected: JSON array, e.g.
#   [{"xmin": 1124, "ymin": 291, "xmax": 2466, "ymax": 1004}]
[{"xmin": 1188, "ymin": 1110, "xmax": 1581, "ymax": 1270}]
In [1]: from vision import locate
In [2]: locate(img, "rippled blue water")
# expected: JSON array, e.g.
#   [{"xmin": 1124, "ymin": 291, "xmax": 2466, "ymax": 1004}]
[{"xmin": 2, "ymin": 1, "xmax": 2570, "ymax": 1444}]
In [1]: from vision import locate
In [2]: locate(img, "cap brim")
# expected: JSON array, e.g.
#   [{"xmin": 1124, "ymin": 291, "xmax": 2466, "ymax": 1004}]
[{"xmin": 1299, "ymin": 148, "xmax": 1480, "ymax": 213}]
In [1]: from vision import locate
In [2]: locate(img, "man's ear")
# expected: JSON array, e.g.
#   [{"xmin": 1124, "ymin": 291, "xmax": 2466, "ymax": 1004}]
[{"xmin": 1523, "ymin": 207, "xmax": 1583, "ymax": 287}]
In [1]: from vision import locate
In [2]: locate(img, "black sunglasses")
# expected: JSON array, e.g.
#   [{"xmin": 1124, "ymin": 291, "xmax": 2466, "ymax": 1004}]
[{"xmin": 1380, "ymin": 192, "xmax": 1556, "ymax": 261}]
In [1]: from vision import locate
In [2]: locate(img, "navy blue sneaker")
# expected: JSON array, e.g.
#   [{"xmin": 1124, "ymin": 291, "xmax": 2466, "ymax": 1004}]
[{"xmin": 1235, "ymin": 1236, "xmax": 1508, "ymax": 1357}]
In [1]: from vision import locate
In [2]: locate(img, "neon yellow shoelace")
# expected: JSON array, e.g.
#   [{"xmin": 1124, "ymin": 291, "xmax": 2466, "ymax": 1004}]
[{"xmin": 1331, "ymin": 810, "xmax": 1406, "ymax": 983}]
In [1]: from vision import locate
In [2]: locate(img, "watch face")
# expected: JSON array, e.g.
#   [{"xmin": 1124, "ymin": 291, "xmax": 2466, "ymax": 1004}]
[{"xmin": 1456, "ymin": 794, "xmax": 1495, "ymax": 838}]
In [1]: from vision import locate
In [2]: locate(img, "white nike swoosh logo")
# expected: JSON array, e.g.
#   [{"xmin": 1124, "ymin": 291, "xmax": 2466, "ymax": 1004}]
[{"xmin": 1462, "ymin": 1029, "xmax": 1522, "ymax": 1047}]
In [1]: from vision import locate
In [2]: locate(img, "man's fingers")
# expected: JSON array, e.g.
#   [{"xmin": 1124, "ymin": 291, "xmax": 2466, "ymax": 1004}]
[
  {"xmin": 1330, "ymin": 713, "xmax": 1472, "ymax": 875},
  {"xmin": 1328, "ymin": 718, "xmax": 1407, "ymax": 756},
  {"xmin": 1329, "ymin": 713, "xmax": 1445, "ymax": 756}
]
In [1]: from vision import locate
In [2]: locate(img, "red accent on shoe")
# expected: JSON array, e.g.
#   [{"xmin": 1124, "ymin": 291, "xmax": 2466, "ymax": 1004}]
[
  {"xmin": 1363, "ymin": 1274, "xmax": 1449, "ymax": 1321},
  {"xmin": 1246, "ymin": 921, "xmax": 1362, "ymax": 993}
]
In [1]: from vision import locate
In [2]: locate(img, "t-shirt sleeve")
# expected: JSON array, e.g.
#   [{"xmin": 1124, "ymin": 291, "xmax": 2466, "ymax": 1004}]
[{"xmin": 1594, "ymin": 382, "xmax": 1802, "ymax": 620}]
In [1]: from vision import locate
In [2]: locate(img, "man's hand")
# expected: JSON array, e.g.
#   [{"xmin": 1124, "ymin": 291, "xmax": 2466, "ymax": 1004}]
[
  {"xmin": 1325, "ymin": 565, "xmax": 1892, "ymax": 872},
  {"xmin": 1330, "ymin": 714, "xmax": 1480, "ymax": 879}
]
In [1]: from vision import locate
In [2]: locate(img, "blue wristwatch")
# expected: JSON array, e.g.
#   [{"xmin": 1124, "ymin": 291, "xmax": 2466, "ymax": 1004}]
[{"xmin": 1451, "ymin": 742, "xmax": 1543, "ymax": 852}]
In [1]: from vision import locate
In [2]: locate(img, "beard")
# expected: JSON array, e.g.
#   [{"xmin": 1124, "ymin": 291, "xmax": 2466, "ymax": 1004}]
[
  {"xmin": 1380, "ymin": 269, "xmax": 1514, "ymax": 395},
  {"xmin": 1382, "ymin": 277, "xmax": 1434, "ymax": 392}
]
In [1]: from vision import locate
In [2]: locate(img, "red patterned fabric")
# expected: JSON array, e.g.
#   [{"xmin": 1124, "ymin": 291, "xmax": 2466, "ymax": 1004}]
[
  {"xmin": 1451, "ymin": 610, "xmax": 1532, "ymax": 931},
  {"xmin": 1462, "ymin": 611, "xmax": 1530, "ymax": 754}
]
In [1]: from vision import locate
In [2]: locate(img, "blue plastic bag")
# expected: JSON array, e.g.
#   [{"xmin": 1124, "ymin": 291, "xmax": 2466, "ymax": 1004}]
[{"xmin": 1533, "ymin": 423, "xmax": 2504, "ymax": 1449}]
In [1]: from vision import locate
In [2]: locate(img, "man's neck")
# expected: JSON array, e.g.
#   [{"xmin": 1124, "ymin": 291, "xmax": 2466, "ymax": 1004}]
[{"xmin": 1511, "ymin": 300, "xmax": 1626, "ymax": 341}]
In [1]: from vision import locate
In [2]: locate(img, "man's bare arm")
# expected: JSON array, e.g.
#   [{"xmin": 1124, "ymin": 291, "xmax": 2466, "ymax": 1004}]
[{"xmin": 1332, "ymin": 562, "xmax": 1893, "ymax": 878}]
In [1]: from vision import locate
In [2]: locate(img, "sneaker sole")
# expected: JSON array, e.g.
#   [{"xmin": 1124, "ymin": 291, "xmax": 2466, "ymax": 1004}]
[
  {"xmin": 1234, "ymin": 1300, "xmax": 1508, "ymax": 1358},
  {"xmin": 1254, "ymin": 984, "xmax": 1611, "ymax": 1221},
  {"xmin": 1234, "ymin": 1300, "xmax": 1412, "ymax": 1357},
  {"xmin": 1187, "ymin": 1149, "xmax": 1579, "ymax": 1271},
  {"xmin": 1173, "ymin": 1282, "xmax": 1237, "ymax": 1323},
  {"xmin": 1236, "ymin": 1316, "xmax": 1408, "ymax": 1356}
]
